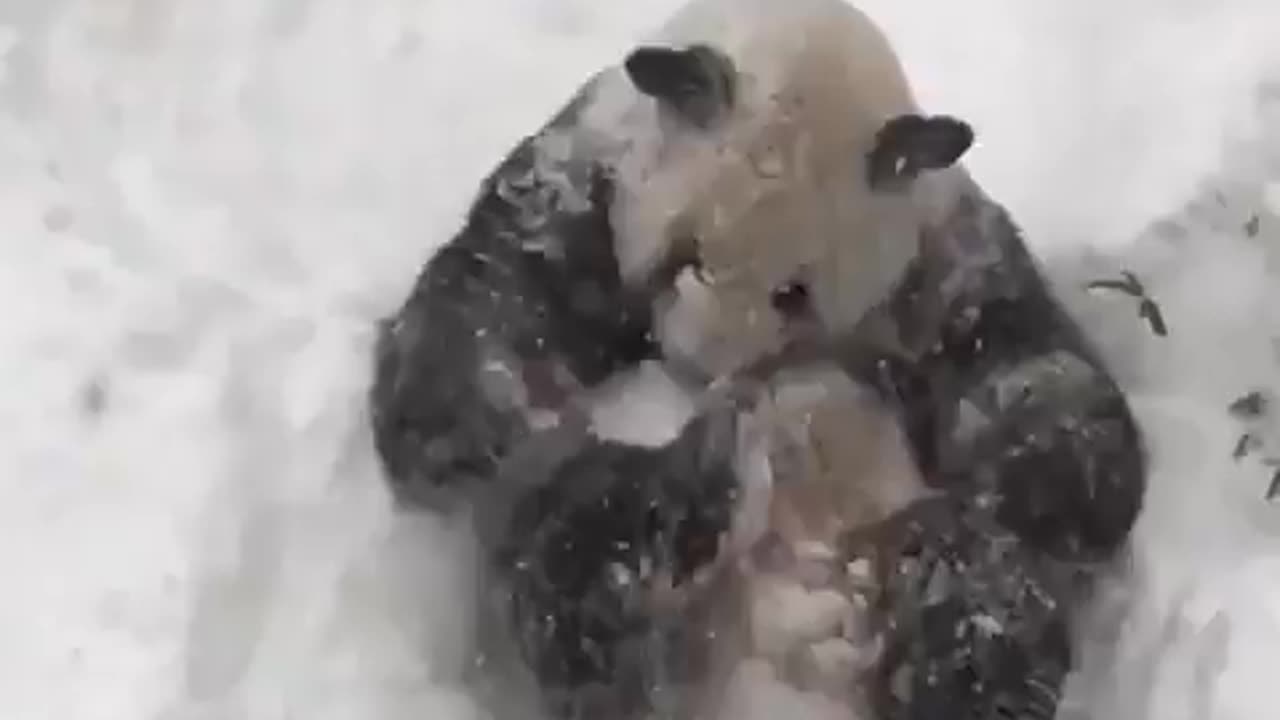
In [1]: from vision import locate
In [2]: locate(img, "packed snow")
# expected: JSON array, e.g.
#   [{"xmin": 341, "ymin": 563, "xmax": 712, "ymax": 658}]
[{"xmin": 2, "ymin": 0, "xmax": 1280, "ymax": 719}]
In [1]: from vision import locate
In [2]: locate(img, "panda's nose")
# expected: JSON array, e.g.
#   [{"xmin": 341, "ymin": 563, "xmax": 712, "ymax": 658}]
[{"xmin": 770, "ymin": 278, "xmax": 812, "ymax": 319}]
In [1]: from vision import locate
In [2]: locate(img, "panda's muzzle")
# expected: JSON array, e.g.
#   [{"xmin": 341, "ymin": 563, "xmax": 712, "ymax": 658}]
[{"xmin": 770, "ymin": 277, "xmax": 812, "ymax": 319}]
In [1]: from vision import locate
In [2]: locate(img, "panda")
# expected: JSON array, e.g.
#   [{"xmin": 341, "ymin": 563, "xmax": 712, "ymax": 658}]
[
  {"xmin": 454, "ymin": 1, "xmax": 1150, "ymax": 720},
  {"xmin": 366, "ymin": 0, "xmax": 967, "ymax": 512},
  {"xmin": 369, "ymin": 0, "xmax": 1148, "ymax": 718}
]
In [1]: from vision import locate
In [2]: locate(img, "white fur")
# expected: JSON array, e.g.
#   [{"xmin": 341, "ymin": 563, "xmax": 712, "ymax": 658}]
[
  {"xmin": 762, "ymin": 364, "xmax": 934, "ymax": 541},
  {"xmin": 564, "ymin": 0, "xmax": 943, "ymax": 378},
  {"xmin": 690, "ymin": 362, "xmax": 933, "ymax": 714}
]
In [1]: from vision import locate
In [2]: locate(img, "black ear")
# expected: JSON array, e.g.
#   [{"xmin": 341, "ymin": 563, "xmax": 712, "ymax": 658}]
[
  {"xmin": 866, "ymin": 114, "xmax": 974, "ymax": 190},
  {"xmin": 624, "ymin": 44, "xmax": 736, "ymax": 129}
]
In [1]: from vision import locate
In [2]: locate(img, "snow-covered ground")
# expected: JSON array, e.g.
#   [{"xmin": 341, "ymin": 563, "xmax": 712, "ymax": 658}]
[{"xmin": 2, "ymin": 0, "xmax": 1280, "ymax": 718}]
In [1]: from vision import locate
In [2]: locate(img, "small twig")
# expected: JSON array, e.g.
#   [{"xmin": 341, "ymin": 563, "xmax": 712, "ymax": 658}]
[
  {"xmin": 1085, "ymin": 271, "xmax": 1144, "ymax": 298},
  {"xmin": 1085, "ymin": 271, "xmax": 1167, "ymax": 337},
  {"xmin": 1233, "ymin": 433, "xmax": 1259, "ymax": 461},
  {"xmin": 1266, "ymin": 468, "xmax": 1280, "ymax": 501},
  {"xmin": 1138, "ymin": 299, "xmax": 1168, "ymax": 337}
]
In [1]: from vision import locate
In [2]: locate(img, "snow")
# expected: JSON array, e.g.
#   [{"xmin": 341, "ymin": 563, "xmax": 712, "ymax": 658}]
[{"xmin": 0, "ymin": 1, "xmax": 1279, "ymax": 719}]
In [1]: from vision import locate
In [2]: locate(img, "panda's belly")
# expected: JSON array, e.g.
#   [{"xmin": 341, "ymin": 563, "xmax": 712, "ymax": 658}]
[
  {"xmin": 685, "ymin": 493, "xmax": 910, "ymax": 719},
  {"xmin": 682, "ymin": 364, "xmax": 936, "ymax": 719},
  {"xmin": 704, "ymin": 538, "xmax": 883, "ymax": 717},
  {"xmin": 565, "ymin": 359, "xmax": 936, "ymax": 719}
]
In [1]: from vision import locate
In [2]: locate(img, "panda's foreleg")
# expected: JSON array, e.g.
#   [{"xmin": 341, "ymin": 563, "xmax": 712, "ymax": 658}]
[
  {"xmin": 862, "ymin": 263, "xmax": 1148, "ymax": 563},
  {"xmin": 368, "ymin": 288, "xmax": 527, "ymax": 511},
  {"xmin": 368, "ymin": 279, "xmax": 647, "ymax": 514},
  {"xmin": 934, "ymin": 348, "xmax": 1148, "ymax": 563},
  {"xmin": 368, "ymin": 145, "xmax": 658, "ymax": 512},
  {"xmin": 865, "ymin": 194, "xmax": 1151, "ymax": 563}
]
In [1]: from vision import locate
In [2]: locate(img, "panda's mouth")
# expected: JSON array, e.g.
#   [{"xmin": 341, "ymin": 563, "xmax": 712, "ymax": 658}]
[{"xmin": 769, "ymin": 277, "xmax": 812, "ymax": 318}]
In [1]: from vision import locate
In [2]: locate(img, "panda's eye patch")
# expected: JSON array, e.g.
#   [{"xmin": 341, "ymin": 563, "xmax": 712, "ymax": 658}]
[{"xmin": 770, "ymin": 279, "xmax": 811, "ymax": 318}]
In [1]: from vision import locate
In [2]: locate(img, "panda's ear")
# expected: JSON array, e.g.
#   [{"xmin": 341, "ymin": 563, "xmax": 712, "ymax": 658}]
[
  {"xmin": 866, "ymin": 114, "xmax": 974, "ymax": 190},
  {"xmin": 624, "ymin": 44, "xmax": 736, "ymax": 129}
]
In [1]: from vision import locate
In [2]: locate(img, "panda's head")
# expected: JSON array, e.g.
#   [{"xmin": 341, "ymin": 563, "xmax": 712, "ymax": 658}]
[{"xmin": 572, "ymin": 0, "xmax": 975, "ymax": 380}]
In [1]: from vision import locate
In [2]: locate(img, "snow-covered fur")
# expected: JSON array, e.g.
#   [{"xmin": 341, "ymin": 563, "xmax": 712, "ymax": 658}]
[
  {"xmin": 366, "ymin": 93, "xmax": 657, "ymax": 510},
  {"xmin": 367, "ymin": 0, "xmax": 1148, "ymax": 718}
]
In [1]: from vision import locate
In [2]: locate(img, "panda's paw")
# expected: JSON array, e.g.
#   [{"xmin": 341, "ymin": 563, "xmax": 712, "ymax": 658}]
[
  {"xmin": 724, "ymin": 535, "xmax": 888, "ymax": 708},
  {"xmin": 702, "ymin": 371, "xmax": 768, "ymax": 415}
]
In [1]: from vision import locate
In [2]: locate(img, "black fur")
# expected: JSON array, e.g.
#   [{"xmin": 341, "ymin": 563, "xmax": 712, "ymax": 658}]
[
  {"xmin": 368, "ymin": 101, "xmax": 658, "ymax": 511},
  {"xmin": 484, "ymin": 409, "xmax": 741, "ymax": 720},
  {"xmin": 624, "ymin": 44, "xmax": 737, "ymax": 129}
]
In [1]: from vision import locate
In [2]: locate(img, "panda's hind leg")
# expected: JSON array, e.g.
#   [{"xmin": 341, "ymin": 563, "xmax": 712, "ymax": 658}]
[
  {"xmin": 856, "ymin": 496, "xmax": 1077, "ymax": 720},
  {"xmin": 484, "ymin": 408, "xmax": 743, "ymax": 720}
]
